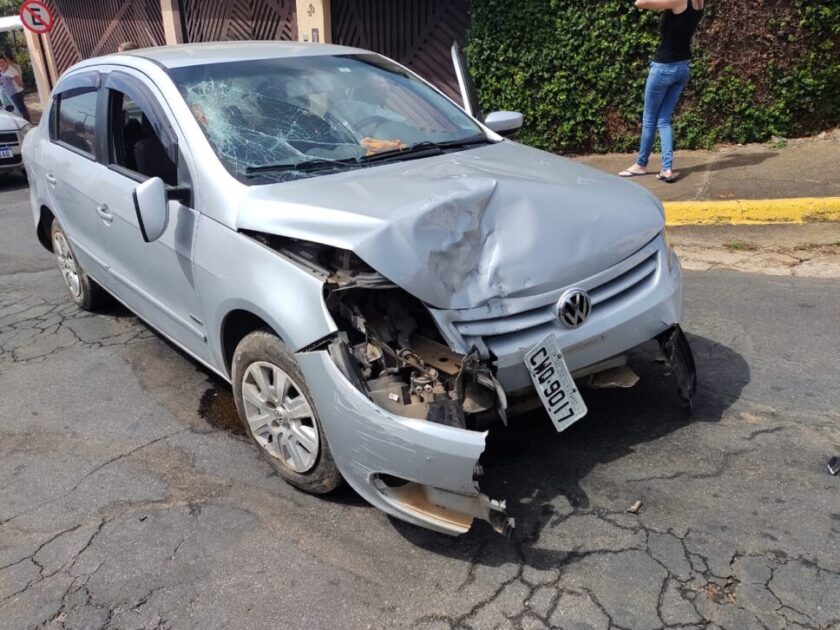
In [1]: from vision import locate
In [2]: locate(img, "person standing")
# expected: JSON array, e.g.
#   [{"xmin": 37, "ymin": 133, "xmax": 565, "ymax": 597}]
[
  {"xmin": 619, "ymin": 0, "xmax": 704, "ymax": 182},
  {"xmin": 0, "ymin": 50, "xmax": 30, "ymax": 122},
  {"xmin": 0, "ymin": 48, "xmax": 14, "ymax": 113}
]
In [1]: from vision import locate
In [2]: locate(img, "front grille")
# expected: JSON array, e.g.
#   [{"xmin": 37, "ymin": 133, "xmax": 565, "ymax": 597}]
[
  {"xmin": 0, "ymin": 155, "xmax": 22, "ymax": 166},
  {"xmin": 589, "ymin": 251, "xmax": 657, "ymax": 309},
  {"xmin": 0, "ymin": 131, "xmax": 18, "ymax": 145},
  {"xmin": 452, "ymin": 250, "xmax": 659, "ymax": 340}
]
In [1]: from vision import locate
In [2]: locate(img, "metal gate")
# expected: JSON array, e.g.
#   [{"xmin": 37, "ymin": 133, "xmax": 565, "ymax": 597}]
[
  {"xmin": 331, "ymin": 0, "xmax": 470, "ymax": 103},
  {"xmin": 42, "ymin": 0, "xmax": 167, "ymax": 76},
  {"xmin": 180, "ymin": 0, "xmax": 297, "ymax": 43},
  {"xmin": 39, "ymin": 0, "xmax": 297, "ymax": 79}
]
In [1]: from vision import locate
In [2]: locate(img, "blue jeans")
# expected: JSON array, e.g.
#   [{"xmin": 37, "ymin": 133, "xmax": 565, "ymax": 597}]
[
  {"xmin": 636, "ymin": 61, "xmax": 690, "ymax": 172},
  {"xmin": 7, "ymin": 91, "xmax": 30, "ymax": 122}
]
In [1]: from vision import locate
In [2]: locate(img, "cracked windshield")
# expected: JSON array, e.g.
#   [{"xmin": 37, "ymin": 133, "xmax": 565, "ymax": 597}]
[{"xmin": 168, "ymin": 54, "xmax": 487, "ymax": 183}]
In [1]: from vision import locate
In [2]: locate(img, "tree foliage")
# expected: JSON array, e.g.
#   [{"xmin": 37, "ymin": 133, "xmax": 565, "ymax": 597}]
[{"xmin": 466, "ymin": 0, "xmax": 840, "ymax": 153}]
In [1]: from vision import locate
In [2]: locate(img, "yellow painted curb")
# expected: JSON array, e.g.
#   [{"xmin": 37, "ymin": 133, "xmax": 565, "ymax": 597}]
[{"xmin": 663, "ymin": 197, "xmax": 840, "ymax": 226}]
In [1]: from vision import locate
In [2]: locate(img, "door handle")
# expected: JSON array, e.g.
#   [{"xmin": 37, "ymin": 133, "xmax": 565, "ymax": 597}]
[
  {"xmin": 45, "ymin": 172, "xmax": 57, "ymax": 186},
  {"xmin": 96, "ymin": 203, "xmax": 113, "ymax": 224}
]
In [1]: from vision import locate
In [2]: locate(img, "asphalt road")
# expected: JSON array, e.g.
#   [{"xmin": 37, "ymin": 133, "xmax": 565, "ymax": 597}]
[{"xmin": 2, "ymin": 172, "xmax": 840, "ymax": 630}]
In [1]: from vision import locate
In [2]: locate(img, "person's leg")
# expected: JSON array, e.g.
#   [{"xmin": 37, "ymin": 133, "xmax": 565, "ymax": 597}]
[
  {"xmin": 621, "ymin": 64, "xmax": 670, "ymax": 176},
  {"xmin": 656, "ymin": 64, "xmax": 690, "ymax": 174},
  {"xmin": 9, "ymin": 92, "xmax": 30, "ymax": 122}
]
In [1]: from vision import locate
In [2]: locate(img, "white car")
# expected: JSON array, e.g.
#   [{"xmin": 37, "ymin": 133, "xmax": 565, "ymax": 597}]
[
  {"xmin": 0, "ymin": 107, "xmax": 30, "ymax": 176},
  {"xmin": 23, "ymin": 41, "xmax": 696, "ymax": 536}
]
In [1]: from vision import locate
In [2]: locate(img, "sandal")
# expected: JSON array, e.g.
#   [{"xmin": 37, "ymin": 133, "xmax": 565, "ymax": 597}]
[
  {"xmin": 618, "ymin": 169, "xmax": 647, "ymax": 178},
  {"xmin": 656, "ymin": 171, "xmax": 679, "ymax": 183}
]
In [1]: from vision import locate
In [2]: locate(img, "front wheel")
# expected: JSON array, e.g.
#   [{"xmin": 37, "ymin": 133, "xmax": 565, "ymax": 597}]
[
  {"xmin": 50, "ymin": 220, "xmax": 109, "ymax": 311},
  {"xmin": 231, "ymin": 330, "xmax": 342, "ymax": 494}
]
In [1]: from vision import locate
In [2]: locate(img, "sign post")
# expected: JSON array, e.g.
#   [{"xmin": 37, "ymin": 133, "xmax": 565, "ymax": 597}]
[{"xmin": 19, "ymin": 0, "xmax": 56, "ymax": 111}]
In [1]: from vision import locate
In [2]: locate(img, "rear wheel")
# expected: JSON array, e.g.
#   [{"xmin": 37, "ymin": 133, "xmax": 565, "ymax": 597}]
[
  {"xmin": 50, "ymin": 220, "xmax": 109, "ymax": 311},
  {"xmin": 231, "ymin": 330, "xmax": 342, "ymax": 494}
]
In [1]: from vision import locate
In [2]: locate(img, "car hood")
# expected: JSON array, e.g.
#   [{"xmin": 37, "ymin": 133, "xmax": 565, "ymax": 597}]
[
  {"xmin": 0, "ymin": 111, "xmax": 27, "ymax": 132},
  {"xmin": 238, "ymin": 141, "xmax": 665, "ymax": 310}
]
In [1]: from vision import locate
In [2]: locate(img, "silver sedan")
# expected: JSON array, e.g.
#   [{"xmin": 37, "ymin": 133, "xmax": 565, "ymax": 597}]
[{"xmin": 23, "ymin": 41, "xmax": 695, "ymax": 536}]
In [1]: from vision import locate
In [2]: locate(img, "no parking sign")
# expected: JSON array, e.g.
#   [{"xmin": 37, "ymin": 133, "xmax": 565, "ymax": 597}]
[{"xmin": 19, "ymin": 0, "xmax": 54, "ymax": 35}]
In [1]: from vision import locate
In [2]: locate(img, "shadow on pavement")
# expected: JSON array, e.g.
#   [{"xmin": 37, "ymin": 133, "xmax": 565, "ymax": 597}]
[
  {"xmin": 392, "ymin": 333, "xmax": 750, "ymax": 566},
  {"xmin": 0, "ymin": 172, "xmax": 29, "ymax": 192},
  {"xmin": 678, "ymin": 151, "xmax": 778, "ymax": 176},
  {"xmin": 98, "ymin": 299, "xmax": 137, "ymax": 319}
]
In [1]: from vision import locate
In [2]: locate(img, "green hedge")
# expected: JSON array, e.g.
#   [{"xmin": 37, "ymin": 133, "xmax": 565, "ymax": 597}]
[{"xmin": 465, "ymin": 0, "xmax": 840, "ymax": 154}]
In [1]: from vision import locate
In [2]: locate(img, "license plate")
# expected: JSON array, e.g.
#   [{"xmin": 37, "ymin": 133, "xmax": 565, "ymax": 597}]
[
  {"xmin": 0, "ymin": 148, "xmax": 12, "ymax": 159},
  {"xmin": 524, "ymin": 334, "xmax": 588, "ymax": 432}
]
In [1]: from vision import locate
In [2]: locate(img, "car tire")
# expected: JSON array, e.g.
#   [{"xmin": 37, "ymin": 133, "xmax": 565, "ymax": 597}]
[
  {"xmin": 232, "ymin": 329, "xmax": 342, "ymax": 494},
  {"xmin": 50, "ymin": 220, "xmax": 109, "ymax": 311}
]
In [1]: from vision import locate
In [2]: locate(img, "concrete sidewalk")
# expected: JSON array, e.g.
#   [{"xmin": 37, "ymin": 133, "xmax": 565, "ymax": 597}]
[
  {"xmin": 577, "ymin": 132, "xmax": 840, "ymax": 274},
  {"xmin": 575, "ymin": 130, "xmax": 840, "ymax": 202},
  {"xmin": 668, "ymin": 223, "xmax": 840, "ymax": 278},
  {"xmin": 576, "ymin": 131, "xmax": 840, "ymax": 224}
]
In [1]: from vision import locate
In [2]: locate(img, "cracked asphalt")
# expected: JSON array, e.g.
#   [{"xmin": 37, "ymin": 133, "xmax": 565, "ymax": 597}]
[{"xmin": 2, "ymin": 172, "xmax": 840, "ymax": 629}]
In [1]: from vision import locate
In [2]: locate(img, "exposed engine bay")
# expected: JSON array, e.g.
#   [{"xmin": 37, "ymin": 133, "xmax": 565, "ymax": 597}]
[{"xmin": 249, "ymin": 231, "xmax": 508, "ymax": 432}]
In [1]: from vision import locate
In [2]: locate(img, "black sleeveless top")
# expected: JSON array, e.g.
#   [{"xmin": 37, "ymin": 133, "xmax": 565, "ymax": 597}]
[{"xmin": 653, "ymin": 0, "xmax": 704, "ymax": 63}]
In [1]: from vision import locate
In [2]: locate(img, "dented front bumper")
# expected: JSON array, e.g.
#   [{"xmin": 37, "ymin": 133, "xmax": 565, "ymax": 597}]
[
  {"xmin": 296, "ymin": 350, "xmax": 512, "ymax": 536},
  {"xmin": 292, "ymin": 236, "xmax": 691, "ymax": 536}
]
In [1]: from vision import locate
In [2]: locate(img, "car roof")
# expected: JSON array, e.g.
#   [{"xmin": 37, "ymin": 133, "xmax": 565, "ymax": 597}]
[{"xmin": 120, "ymin": 41, "xmax": 369, "ymax": 69}]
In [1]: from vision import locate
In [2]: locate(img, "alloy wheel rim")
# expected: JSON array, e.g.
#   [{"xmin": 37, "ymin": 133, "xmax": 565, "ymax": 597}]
[
  {"xmin": 53, "ymin": 232, "xmax": 81, "ymax": 298},
  {"xmin": 241, "ymin": 361, "xmax": 319, "ymax": 473}
]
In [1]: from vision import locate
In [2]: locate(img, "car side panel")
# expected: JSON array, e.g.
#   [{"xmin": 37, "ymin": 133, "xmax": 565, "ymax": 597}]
[
  {"xmin": 193, "ymin": 217, "xmax": 338, "ymax": 375},
  {"xmin": 38, "ymin": 140, "xmax": 111, "ymax": 279}
]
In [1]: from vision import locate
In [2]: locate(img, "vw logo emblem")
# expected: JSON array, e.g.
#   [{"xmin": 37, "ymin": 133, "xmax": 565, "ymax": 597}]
[{"xmin": 556, "ymin": 289, "xmax": 591, "ymax": 328}]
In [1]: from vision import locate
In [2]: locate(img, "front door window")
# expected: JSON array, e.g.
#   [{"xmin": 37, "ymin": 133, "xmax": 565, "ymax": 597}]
[{"xmin": 108, "ymin": 91, "xmax": 178, "ymax": 186}]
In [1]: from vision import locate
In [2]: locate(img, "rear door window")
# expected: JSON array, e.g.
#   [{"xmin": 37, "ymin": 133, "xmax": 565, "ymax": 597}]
[{"xmin": 54, "ymin": 89, "xmax": 98, "ymax": 156}]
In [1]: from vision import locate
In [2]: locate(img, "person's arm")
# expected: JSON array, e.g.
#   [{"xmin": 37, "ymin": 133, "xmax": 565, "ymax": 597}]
[{"xmin": 635, "ymin": 0, "xmax": 685, "ymax": 11}]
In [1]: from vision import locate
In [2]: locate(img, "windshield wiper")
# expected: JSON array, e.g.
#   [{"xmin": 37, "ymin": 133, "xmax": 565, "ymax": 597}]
[
  {"xmin": 360, "ymin": 141, "xmax": 443, "ymax": 163},
  {"xmin": 245, "ymin": 157, "xmax": 360, "ymax": 177},
  {"xmin": 360, "ymin": 136, "xmax": 495, "ymax": 164},
  {"xmin": 244, "ymin": 136, "xmax": 496, "ymax": 175},
  {"xmin": 438, "ymin": 135, "xmax": 497, "ymax": 149}
]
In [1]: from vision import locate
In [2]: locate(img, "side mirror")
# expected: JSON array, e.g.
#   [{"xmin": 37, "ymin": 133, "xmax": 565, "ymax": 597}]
[
  {"xmin": 484, "ymin": 111, "xmax": 524, "ymax": 138},
  {"xmin": 132, "ymin": 177, "xmax": 168, "ymax": 243}
]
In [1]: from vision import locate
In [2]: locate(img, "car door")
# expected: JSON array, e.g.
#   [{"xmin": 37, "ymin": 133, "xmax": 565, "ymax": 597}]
[
  {"xmin": 93, "ymin": 69, "xmax": 211, "ymax": 363},
  {"xmin": 39, "ymin": 72, "xmax": 111, "ymax": 279}
]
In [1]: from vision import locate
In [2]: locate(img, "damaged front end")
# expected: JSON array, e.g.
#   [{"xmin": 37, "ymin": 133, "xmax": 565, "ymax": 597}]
[
  {"xmin": 325, "ymin": 288, "xmax": 509, "ymax": 432},
  {"xmin": 249, "ymin": 232, "xmax": 514, "ymax": 536}
]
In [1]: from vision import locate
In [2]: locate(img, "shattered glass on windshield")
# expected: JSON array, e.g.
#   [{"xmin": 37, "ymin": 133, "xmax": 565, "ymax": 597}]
[{"xmin": 168, "ymin": 54, "xmax": 486, "ymax": 184}]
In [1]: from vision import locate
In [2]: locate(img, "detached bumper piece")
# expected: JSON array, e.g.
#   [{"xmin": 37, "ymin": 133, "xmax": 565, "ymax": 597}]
[
  {"xmin": 374, "ymin": 477, "xmax": 513, "ymax": 537},
  {"xmin": 657, "ymin": 325, "xmax": 697, "ymax": 409}
]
